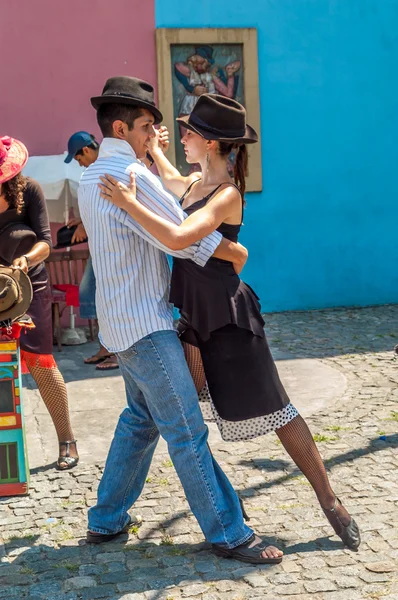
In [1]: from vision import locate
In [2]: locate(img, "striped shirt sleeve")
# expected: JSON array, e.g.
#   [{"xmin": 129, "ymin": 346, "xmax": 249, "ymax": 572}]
[{"xmin": 118, "ymin": 165, "xmax": 222, "ymax": 267}]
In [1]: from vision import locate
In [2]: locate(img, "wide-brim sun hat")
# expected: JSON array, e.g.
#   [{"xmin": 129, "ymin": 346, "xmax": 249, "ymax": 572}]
[
  {"xmin": 176, "ymin": 94, "xmax": 258, "ymax": 144},
  {"xmin": 0, "ymin": 266, "xmax": 33, "ymax": 324},
  {"xmin": 91, "ymin": 76, "xmax": 163, "ymax": 125},
  {"xmin": 0, "ymin": 137, "xmax": 29, "ymax": 185}
]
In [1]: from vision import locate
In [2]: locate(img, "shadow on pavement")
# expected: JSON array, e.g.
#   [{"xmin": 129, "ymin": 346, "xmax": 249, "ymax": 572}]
[
  {"xmin": 236, "ymin": 433, "xmax": 398, "ymax": 496},
  {"xmin": 29, "ymin": 462, "xmax": 60, "ymax": 476},
  {"xmin": 3, "ymin": 529, "xmax": 343, "ymax": 600}
]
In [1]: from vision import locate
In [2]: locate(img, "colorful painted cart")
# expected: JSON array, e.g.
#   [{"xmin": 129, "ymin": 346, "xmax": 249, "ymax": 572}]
[{"xmin": 0, "ymin": 323, "xmax": 30, "ymax": 496}]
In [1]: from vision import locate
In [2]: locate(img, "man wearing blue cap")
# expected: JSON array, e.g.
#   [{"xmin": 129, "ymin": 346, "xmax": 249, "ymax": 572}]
[
  {"xmin": 64, "ymin": 131, "xmax": 100, "ymax": 167},
  {"xmin": 64, "ymin": 132, "xmax": 119, "ymax": 369},
  {"xmin": 64, "ymin": 131, "xmax": 100, "ymax": 249}
]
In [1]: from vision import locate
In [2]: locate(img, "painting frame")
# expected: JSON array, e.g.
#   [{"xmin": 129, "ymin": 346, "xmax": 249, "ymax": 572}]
[{"xmin": 155, "ymin": 28, "xmax": 262, "ymax": 192}]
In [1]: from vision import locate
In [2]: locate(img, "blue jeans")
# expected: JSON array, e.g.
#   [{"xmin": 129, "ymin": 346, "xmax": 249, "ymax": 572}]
[
  {"xmin": 79, "ymin": 256, "xmax": 97, "ymax": 320},
  {"xmin": 88, "ymin": 330, "xmax": 253, "ymax": 548}
]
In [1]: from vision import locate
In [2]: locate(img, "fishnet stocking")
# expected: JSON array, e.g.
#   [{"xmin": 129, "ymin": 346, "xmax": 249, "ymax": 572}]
[
  {"xmin": 183, "ymin": 342, "xmax": 206, "ymax": 392},
  {"xmin": 183, "ymin": 340, "xmax": 351, "ymax": 527},
  {"xmin": 27, "ymin": 361, "xmax": 76, "ymax": 452},
  {"xmin": 276, "ymin": 415, "xmax": 350, "ymax": 523}
]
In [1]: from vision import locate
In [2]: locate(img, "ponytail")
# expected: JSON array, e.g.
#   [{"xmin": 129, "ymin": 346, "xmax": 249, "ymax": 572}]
[
  {"xmin": 233, "ymin": 144, "xmax": 248, "ymax": 198},
  {"xmin": 217, "ymin": 142, "xmax": 248, "ymax": 199}
]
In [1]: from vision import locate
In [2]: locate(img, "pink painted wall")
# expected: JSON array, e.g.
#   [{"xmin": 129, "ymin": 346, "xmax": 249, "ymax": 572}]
[
  {"xmin": 2, "ymin": 0, "xmax": 156, "ymax": 331},
  {"xmin": 1, "ymin": 0, "xmax": 156, "ymax": 156}
]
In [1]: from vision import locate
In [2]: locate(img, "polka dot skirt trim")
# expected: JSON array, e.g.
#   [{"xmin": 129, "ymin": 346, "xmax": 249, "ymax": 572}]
[{"xmin": 198, "ymin": 384, "xmax": 299, "ymax": 442}]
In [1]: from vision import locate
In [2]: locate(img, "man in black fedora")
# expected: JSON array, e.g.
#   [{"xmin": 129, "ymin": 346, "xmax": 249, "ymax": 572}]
[{"xmin": 78, "ymin": 76, "xmax": 281, "ymax": 563}]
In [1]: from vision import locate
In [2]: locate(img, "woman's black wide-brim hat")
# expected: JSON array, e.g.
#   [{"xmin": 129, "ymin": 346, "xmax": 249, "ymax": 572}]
[
  {"xmin": 0, "ymin": 223, "xmax": 37, "ymax": 265},
  {"xmin": 176, "ymin": 94, "xmax": 258, "ymax": 144},
  {"xmin": 91, "ymin": 76, "xmax": 163, "ymax": 125}
]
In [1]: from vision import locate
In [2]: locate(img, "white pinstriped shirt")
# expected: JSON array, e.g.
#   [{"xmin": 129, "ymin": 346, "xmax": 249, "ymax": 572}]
[{"xmin": 78, "ymin": 138, "xmax": 222, "ymax": 353}]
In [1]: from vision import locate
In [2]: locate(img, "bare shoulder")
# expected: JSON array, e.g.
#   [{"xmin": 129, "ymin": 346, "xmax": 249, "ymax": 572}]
[
  {"xmin": 214, "ymin": 182, "xmax": 241, "ymax": 203},
  {"xmin": 208, "ymin": 183, "xmax": 242, "ymax": 223}
]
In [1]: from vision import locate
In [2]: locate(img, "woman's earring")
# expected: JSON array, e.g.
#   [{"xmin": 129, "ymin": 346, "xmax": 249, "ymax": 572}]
[{"xmin": 206, "ymin": 152, "xmax": 210, "ymax": 171}]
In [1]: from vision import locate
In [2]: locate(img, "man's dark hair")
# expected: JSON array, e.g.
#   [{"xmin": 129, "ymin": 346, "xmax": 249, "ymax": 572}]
[
  {"xmin": 75, "ymin": 134, "xmax": 100, "ymax": 156},
  {"xmin": 96, "ymin": 103, "xmax": 143, "ymax": 137}
]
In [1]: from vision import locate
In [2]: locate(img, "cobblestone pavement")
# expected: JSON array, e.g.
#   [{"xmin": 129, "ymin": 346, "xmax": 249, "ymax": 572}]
[{"xmin": 1, "ymin": 305, "xmax": 397, "ymax": 600}]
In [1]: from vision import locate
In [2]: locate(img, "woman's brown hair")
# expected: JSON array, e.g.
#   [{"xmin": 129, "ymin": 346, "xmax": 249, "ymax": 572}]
[
  {"xmin": 217, "ymin": 142, "xmax": 248, "ymax": 198},
  {"xmin": 1, "ymin": 173, "xmax": 26, "ymax": 214}
]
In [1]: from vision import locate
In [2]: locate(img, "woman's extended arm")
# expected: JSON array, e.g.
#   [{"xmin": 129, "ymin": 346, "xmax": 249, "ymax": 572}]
[
  {"xmin": 147, "ymin": 129, "xmax": 199, "ymax": 197},
  {"xmin": 99, "ymin": 173, "xmax": 248, "ymax": 273},
  {"xmin": 12, "ymin": 241, "xmax": 50, "ymax": 273},
  {"xmin": 100, "ymin": 172, "xmax": 240, "ymax": 249}
]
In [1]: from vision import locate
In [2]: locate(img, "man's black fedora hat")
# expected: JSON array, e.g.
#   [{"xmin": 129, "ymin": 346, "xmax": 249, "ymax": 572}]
[
  {"xmin": 54, "ymin": 225, "xmax": 87, "ymax": 250},
  {"xmin": 177, "ymin": 94, "xmax": 258, "ymax": 144},
  {"xmin": 91, "ymin": 76, "xmax": 163, "ymax": 124}
]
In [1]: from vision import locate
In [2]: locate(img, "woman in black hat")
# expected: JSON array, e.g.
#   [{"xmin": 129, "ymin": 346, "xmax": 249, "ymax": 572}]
[
  {"xmin": 99, "ymin": 95, "xmax": 360, "ymax": 550},
  {"xmin": 0, "ymin": 136, "xmax": 78, "ymax": 470}
]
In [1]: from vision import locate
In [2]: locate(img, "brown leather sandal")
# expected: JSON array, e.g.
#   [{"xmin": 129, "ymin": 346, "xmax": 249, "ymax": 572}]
[
  {"xmin": 95, "ymin": 356, "xmax": 119, "ymax": 371},
  {"xmin": 84, "ymin": 353, "xmax": 113, "ymax": 365},
  {"xmin": 212, "ymin": 533, "xmax": 283, "ymax": 564}
]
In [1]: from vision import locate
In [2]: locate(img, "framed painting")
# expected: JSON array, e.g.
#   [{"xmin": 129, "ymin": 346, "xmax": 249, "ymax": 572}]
[{"xmin": 155, "ymin": 28, "xmax": 262, "ymax": 192}]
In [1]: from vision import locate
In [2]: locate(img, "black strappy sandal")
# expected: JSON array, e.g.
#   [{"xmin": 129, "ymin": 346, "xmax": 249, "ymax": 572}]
[
  {"xmin": 57, "ymin": 440, "xmax": 79, "ymax": 471},
  {"xmin": 322, "ymin": 497, "xmax": 361, "ymax": 550},
  {"xmin": 212, "ymin": 533, "xmax": 283, "ymax": 564}
]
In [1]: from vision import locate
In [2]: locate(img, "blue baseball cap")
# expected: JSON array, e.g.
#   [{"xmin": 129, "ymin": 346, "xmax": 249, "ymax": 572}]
[{"xmin": 64, "ymin": 131, "xmax": 95, "ymax": 163}]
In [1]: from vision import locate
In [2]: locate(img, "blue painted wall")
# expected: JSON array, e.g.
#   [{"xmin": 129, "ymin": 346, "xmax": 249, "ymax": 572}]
[{"xmin": 156, "ymin": 1, "xmax": 398, "ymax": 311}]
